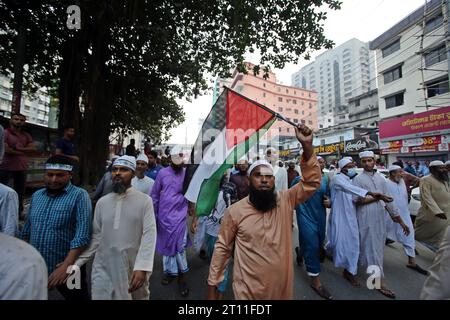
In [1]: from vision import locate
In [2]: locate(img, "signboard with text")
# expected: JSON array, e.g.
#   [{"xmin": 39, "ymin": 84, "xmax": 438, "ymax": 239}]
[{"xmin": 379, "ymin": 106, "xmax": 450, "ymax": 141}]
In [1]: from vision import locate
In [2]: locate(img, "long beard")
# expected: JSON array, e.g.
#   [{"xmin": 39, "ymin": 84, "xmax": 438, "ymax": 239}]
[
  {"xmin": 46, "ymin": 187, "xmax": 65, "ymax": 196},
  {"xmin": 248, "ymin": 184, "xmax": 277, "ymax": 213},
  {"xmin": 432, "ymin": 171, "xmax": 449, "ymax": 183},
  {"xmin": 112, "ymin": 181, "xmax": 128, "ymax": 194}
]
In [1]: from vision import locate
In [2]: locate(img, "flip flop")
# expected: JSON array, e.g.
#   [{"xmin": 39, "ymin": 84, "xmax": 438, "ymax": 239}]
[
  {"xmin": 407, "ymin": 264, "xmax": 429, "ymax": 276},
  {"xmin": 178, "ymin": 282, "xmax": 189, "ymax": 297},
  {"xmin": 310, "ymin": 285, "xmax": 333, "ymax": 300},
  {"xmin": 342, "ymin": 271, "xmax": 361, "ymax": 287},
  {"xmin": 377, "ymin": 288, "xmax": 396, "ymax": 299}
]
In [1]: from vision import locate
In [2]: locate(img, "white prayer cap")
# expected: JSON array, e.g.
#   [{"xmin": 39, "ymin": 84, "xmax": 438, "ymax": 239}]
[
  {"xmin": 266, "ymin": 147, "xmax": 277, "ymax": 154},
  {"xmin": 113, "ymin": 155, "xmax": 136, "ymax": 171},
  {"xmin": 445, "ymin": 160, "xmax": 450, "ymax": 165},
  {"xmin": 169, "ymin": 146, "xmax": 184, "ymax": 165},
  {"xmin": 429, "ymin": 160, "xmax": 445, "ymax": 167},
  {"xmin": 359, "ymin": 151, "xmax": 375, "ymax": 159},
  {"xmin": 248, "ymin": 160, "xmax": 274, "ymax": 176},
  {"xmin": 338, "ymin": 157, "xmax": 353, "ymax": 169},
  {"xmin": 136, "ymin": 153, "xmax": 148, "ymax": 164},
  {"xmin": 237, "ymin": 158, "xmax": 248, "ymax": 165},
  {"xmin": 388, "ymin": 165, "xmax": 402, "ymax": 172},
  {"xmin": 317, "ymin": 156, "xmax": 323, "ymax": 161}
]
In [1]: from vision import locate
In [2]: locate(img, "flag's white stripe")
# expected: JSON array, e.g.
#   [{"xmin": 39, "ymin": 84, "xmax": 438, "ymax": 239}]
[{"xmin": 185, "ymin": 129, "xmax": 233, "ymax": 203}]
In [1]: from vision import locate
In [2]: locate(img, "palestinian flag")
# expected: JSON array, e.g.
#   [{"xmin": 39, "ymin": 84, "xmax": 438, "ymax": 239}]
[{"xmin": 183, "ymin": 87, "xmax": 276, "ymax": 216}]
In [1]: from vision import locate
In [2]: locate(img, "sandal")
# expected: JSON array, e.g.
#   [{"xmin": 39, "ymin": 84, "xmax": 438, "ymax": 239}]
[
  {"xmin": 311, "ymin": 285, "xmax": 333, "ymax": 300},
  {"xmin": 178, "ymin": 282, "xmax": 189, "ymax": 297},
  {"xmin": 342, "ymin": 271, "xmax": 360, "ymax": 287},
  {"xmin": 161, "ymin": 274, "xmax": 176, "ymax": 285},
  {"xmin": 377, "ymin": 287, "xmax": 396, "ymax": 299},
  {"xmin": 407, "ymin": 264, "xmax": 429, "ymax": 276}
]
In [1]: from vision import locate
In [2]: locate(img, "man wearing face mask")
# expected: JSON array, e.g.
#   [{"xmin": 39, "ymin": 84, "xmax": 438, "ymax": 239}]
[
  {"xmin": 415, "ymin": 160, "xmax": 450, "ymax": 252},
  {"xmin": 326, "ymin": 157, "xmax": 381, "ymax": 287},
  {"xmin": 75, "ymin": 155, "xmax": 157, "ymax": 300},
  {"xmin": 385, "ymin": 165, "xmax": 428, "ymax": 275},
  {"xmin": 207, "ymin": 124, "xmax": 321, "ymax": 300}
]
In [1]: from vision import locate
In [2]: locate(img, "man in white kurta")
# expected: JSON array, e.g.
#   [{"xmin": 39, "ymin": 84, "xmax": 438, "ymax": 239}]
[
  {"xmin": 327, "ymin": 157, "xmax": 373, "ymax": 285},
  {"xmin": 0, "ymin": 232, "xmax": 48, "ymax": 299},
  {"xmin": 385, "ymin": 165, "xmax": 428, "ymax": 275},
  {"xmin": 131, "ymin": 153, "xmax": 155, "ymax": 195},
  {"xmin": 353, "ymin": 151, "xmax": 409, "ymax": 299},
  {"xmin": 76, "ymin": 156, "xmax": 157, "ymax": 300},
  {"xmin": 0, "ymin": 182, "xmax": 19, "ymax": 236}
]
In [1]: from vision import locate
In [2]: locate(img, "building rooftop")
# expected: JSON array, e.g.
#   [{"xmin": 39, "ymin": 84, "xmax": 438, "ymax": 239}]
[{"xmin": 369, "ymin": 0, "xmax": 441, "ymax": 50}]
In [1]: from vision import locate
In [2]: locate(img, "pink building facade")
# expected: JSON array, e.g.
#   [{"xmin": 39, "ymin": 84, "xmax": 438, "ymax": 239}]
[{"xmin": 230, "ymin": 63, "xmax": 318, "ymax": 139}]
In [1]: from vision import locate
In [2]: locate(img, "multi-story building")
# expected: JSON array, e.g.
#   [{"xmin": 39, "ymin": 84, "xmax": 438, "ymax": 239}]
[
  {"xmin": 370, "ymin": 0, "xmax": 450, "ymax": 164},
  {"xmin": 225, "ymin": 62, "xmax": 318, "ymax": 149},
  {"xmin": 346, "ymin": 89, "xmax": 379, "ymax": 129},
  {"xmin": 0, "ymin": 75, "xmax": 51, "ymax": 127},
  {"xmin": 291, "ymin": 38, "xmax": 376, "ymax": 129}
]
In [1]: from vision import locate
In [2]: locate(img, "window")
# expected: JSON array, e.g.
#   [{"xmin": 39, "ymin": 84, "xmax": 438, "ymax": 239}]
[
  {"xmin": 309, "ymin": 103, "xmax": 312, "ymax": 109},
  {"xmin": 425, "ymin": 14, "xmax": 443, "ymax": 34},
  {"xmin": 425, "ymin": 44, "xmax": 446, "ymax": 67},
  {"xmin": 293, "ymin": 99, "xmax": 297, "ymax": 105},
  {"xmin": 286, "ymin": 128, "xmax": 290, "ymax": 133},
  {"xmin": 286, "ymin": 89, "xmax": 289, "ymax": 94},
  {"xmin": 355, "ymin": 99, "xmax": 360, "ymax": 107},
  {"xmin": 382, "ymin": 39, "xmax": 400, "ymax": 58},
  {"xmin": 263, "ymin": 83, "xmax": 266, "ymax": 87},
  {"xmin": 383, "ymin": 65, "xmax": 402, "ymax": 84},
  {"xmin": 278, "ymin": 107, "xmax": 283, "ymax": 112},
  {"xmin": 385, "ymin": 92, "xmax": 404, "ymax": 109},
  {"xmin": 302, "ymin": 111, "xmax": 305, "ymax": 115},
  {"xmin": 279, "ymin": 127, "xmax": 282, "ymax": 132},
  {"xmin": 277, "ymin": 87, "xmax": 281, "ymax": 92},
  {"xmin": 328, "ymin": 119, "xmax": 331, "ymax": 123},
  {"xmin": 308, "ymin": 120, "xmax": 313, "ymax": 125},
  {"xmin": 286, "ymin": 108, "xmax": 292, "ymax": 112},
  {"xmin": 294, "ymin": 91, "xmax": 296, "ymax": 95},
  {"xmin": 294, "ymin": 109, "xmax": 298, "ymax": 114},
  {"xmin": 294, "ymin": 119, "xmax": 298, "ymax": 123},
  {"xmin": 286, "ymin": 118, "xmax": 291, "ymax": 122},
  {"xmin": 427, "ymin": 77, "xmax": 449, "ymax": 98},
  {"xmin": 263, "ymin": 92, "xmax": 266, "ymax": 97},
  {"xmin": 278, "ymin": 97, "xmax": 283, "ymax": 102},
  {"xmin": 24, "ymin": 105, "xmax": 31, "ymax": 111}
]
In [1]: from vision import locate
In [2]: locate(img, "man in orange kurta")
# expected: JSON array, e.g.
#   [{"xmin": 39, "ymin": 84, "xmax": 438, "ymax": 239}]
[{"xmin": 207, "ymin": 124, "xmax": 321, "ymax": 300}]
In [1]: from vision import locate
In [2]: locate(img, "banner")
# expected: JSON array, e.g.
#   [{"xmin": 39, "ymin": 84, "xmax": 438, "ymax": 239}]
[
  {"xmin": 379, "ymin": 106, "xmax": 450, "ymax": 140},
  {"xmin": 314, "ymin": 142, "xmax": 345, "ymax": 155}
]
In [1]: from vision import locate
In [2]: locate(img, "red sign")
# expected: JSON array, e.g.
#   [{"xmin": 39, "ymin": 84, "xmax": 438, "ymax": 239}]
[{"xmin": 379, "ymin": 106, "xmax": 450, "ymax": 140}]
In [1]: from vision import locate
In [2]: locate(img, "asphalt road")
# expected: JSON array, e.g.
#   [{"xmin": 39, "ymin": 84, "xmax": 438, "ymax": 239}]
[{"xmin": 48, "ymin": 215, "xmax": 436, "ymax": 300}]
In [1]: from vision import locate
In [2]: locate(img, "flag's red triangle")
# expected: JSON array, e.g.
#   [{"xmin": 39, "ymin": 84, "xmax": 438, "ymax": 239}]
[{"xmin": 225, "ymin": 90, "xmax": 275, "ymax": 149}]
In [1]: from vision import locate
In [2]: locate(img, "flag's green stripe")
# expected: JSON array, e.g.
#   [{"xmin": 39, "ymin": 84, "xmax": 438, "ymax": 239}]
[{"xmin": 195, "ymin": 118, "xmax": 276, "ymax": 216}]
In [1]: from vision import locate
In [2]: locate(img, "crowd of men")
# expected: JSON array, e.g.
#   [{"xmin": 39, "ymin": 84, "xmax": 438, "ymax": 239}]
[{"xmin": 0, "ymin": 114, "xmax": 450, "ymax": 300}]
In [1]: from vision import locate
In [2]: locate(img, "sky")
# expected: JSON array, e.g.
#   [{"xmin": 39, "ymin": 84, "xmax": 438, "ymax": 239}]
[{"xmin": 167, "ymin": 0, "xmax": 426, "ymax": 146}]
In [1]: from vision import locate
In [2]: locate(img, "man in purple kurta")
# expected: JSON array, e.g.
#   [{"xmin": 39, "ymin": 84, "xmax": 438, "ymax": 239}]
[{"xmin": 151, "ymin": 151, "xmax": 190, "ymax": 297}]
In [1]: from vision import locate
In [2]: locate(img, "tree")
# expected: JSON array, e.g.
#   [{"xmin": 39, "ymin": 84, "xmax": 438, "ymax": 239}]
[{"xmin": 0, "ymin": 0, "xmax": 341, "ymax": 185}]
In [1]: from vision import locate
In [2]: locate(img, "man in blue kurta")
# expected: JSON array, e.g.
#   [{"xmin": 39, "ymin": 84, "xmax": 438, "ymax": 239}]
[
  {"xmin": 291, "ymin": 156, "xmax": 332, "ymax": 300},
  {"xmin": 151, "ymin": 150, "xmax": 190, "ymax": 297}
]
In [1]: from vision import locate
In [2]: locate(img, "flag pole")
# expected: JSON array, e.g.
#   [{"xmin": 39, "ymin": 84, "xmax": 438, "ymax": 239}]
[{"xmin": 224, "ymin": 86, "xmax": 299, "ymax": 128}]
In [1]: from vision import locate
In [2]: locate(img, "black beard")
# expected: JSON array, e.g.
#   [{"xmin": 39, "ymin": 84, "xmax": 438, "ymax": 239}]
[
  {"xmin": 112, "ymin": 181, "xmax": 128, "ymax": 194},
  {"xmin": 432, "ymin": 171, "xmax": 449, "ymax": 183},
  {"xmin": 248, "ymin": 184, "xmax": 277, "ymax": 213},
  {"xmin": 46, "ymin": 187, "xmax": 65, "ymax": 196}
]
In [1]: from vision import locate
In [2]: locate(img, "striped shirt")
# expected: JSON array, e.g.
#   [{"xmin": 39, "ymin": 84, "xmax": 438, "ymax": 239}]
[{"xmin": 21, "ymin": 183, "xmax": 92, "ymax": 274}]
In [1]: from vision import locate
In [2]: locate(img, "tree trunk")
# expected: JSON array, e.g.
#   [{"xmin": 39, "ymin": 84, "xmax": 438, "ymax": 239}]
[{"xmin": 11, "ymin": 15, "xmax": 26, "ymax": 114}]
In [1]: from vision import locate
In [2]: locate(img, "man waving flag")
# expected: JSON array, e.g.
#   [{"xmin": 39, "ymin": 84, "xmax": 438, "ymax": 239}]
[{"xmin": 183, "ymin": 87, "xmax": 276, "ymax": 216}]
